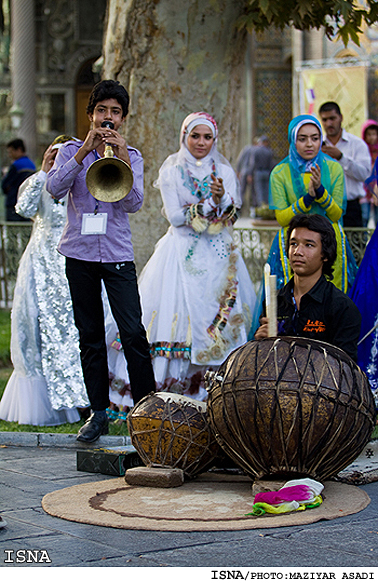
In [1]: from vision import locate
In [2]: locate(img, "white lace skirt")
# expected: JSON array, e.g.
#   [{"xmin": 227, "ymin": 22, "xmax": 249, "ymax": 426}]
[{"xmin": 0, "ymin": 371, "xmax": 80, "ymax": 426}]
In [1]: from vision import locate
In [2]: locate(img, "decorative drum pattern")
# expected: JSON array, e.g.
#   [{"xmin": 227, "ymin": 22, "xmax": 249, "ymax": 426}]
[
  {"xmin": 206, "ymin": 337, "xmax": 376, "ymax": 481},
  {"xmin": 127, "ymin": 392, "xmax": 220, "ymax": 477}
]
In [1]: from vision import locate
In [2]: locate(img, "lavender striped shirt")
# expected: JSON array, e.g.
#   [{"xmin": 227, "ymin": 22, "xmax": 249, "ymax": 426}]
[{"xmin": 46, "ymin": 140, "xmax": 143, "ymax": 262}]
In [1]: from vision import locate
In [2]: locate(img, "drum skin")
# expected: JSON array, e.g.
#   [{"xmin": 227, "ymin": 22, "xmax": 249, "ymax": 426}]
[
  {"xmin": 206, "ymin": 337, "xmax": 376, "ymax": 481},
  {"xmin": 127, "ymin": 392, "xmax": 220, "ymax": 477}
]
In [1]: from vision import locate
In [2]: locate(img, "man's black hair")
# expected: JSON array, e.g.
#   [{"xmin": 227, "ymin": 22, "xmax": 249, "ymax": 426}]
[
  {"xmin": 318, "ymin": 101, "xmax": 342, "ymax": 116},
  {"xmin": 6, "ymin": 138, "xmax": 25, "ymax": 151},
  {"xmin": 86, "ymin": 80, "xmax": 129, "ymax": 118},
  {"xmin": 285, "ymin": 214, "xmax": 337, "ymax": 279}
]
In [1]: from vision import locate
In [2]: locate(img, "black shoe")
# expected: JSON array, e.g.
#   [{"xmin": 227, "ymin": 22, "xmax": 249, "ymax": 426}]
[{"xmin": 77, "ymin": 412, "xmax": 109, "ymax": 443}]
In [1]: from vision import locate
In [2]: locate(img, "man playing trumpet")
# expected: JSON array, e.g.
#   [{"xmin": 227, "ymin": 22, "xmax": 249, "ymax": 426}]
[
  {"xmin": 255, "ymin": 213, "xmax": 361, "ymax": 362},
  {"xmin": 46, "ymin": 80, "xmax": 155, "ymax": 443}
]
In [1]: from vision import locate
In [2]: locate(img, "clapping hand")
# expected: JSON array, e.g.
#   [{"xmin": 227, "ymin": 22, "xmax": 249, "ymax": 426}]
[
  {"xmin": 210, "ymin": 174, "xmax": 225, "ymax": 205},
  {"xmin": 308, "ymin": 163, "xmax": 321, "ymax": 198}
]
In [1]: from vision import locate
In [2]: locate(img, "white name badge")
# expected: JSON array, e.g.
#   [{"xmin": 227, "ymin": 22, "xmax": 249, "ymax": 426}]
[{"xmin": 81, "ymin": 213, "xmax": 108, "ymax": 235}]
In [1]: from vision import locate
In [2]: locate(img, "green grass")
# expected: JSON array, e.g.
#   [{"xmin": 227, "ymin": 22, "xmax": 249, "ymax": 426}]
[
  {"xmin": 0, "ymin": 365, "xmax": 128, "ymax": 435},
  {"xmin": 0, "ymin": 417, "xmax": 129, "ymax": 436},
  {"xmin": 0, "ymin": 309, "xmax": 11, "ymax": 367},
  {"xmin": 0, "ymin": 309, "xmax": 129, "ymax": 434},
  {"xmin": 0, "ymin": 360, "xmax": 129, "ymax": 435},
  {"xmin": 0, "ymin": 367, "xmax": 12, "ymax": 396}
]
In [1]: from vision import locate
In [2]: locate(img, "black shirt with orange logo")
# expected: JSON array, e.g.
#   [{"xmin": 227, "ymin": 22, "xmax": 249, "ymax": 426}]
[{"xmin": 273, "ymin": 275, "xmax": 361, "ymax": 362}]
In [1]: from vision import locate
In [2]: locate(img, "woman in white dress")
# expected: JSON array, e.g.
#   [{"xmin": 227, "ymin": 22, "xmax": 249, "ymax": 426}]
[
  {"xmin": 107, "ymin": 112, "xmax": 256, "ymax": 409},
  {"xmin": 0, "ymin": 136, "xmax": 89, "ymax": 426}
]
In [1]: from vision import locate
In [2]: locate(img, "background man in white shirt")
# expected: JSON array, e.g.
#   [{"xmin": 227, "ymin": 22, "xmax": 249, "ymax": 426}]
[{"xmin": 319, "ymin": 101, "xmax": 371, "ymax": 227}]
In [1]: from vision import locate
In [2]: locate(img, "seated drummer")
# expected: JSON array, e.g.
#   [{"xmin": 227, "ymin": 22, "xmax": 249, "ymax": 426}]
[{"xmin": 255, "ymin": 213, "xmax": 361, "ymax": 362}]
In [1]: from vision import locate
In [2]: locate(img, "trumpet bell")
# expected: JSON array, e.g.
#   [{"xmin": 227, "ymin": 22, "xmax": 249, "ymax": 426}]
[{"xmin": 86, "ymin": 156, "xmax": 134, "ymax": 203}]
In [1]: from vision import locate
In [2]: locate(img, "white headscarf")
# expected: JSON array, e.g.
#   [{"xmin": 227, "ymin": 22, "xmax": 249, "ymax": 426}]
[
  {"xmin": 180, "ymin": 112, "xmax": 218, "ymax": 146},
  {"xmin": 154, "ymin": 112, "xmax": 240, "ymax": 205}
]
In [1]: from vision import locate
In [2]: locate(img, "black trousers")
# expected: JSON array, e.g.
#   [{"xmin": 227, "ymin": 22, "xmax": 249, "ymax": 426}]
[
  {"xmin": 343, "ymin": 199, "xmax": 362, "ymax": 227},
  {"xmin": 66, "ymin": 257, "xmax": 155, "ymax": 411}
]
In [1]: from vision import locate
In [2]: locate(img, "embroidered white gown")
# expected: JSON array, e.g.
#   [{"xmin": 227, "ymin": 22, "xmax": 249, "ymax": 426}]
[
  {"xmin": 106, "ymin": 150, "xmax": 256, "ymax": 408},
  {"xmin": 0, "ymin": 171, "xmax": 89, "ymax": 425}
]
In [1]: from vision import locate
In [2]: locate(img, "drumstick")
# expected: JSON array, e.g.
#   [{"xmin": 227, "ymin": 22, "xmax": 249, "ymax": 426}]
[{"xmin": 264, "ymin": 264, "xmax": 277, "ymax": 337}]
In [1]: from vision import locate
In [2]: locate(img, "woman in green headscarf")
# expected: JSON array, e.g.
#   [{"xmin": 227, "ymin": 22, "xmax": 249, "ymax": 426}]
[
  {"xmin": 249, "ymin": 114, "xmax": 357, "ymax": 336},
  {"xmin": 269, "ymin": 114, "xmax": 357, "ymax": 292}
]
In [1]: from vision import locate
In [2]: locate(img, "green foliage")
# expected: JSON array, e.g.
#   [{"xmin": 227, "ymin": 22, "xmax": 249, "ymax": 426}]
[
  {"xmin": 0, "ymin": 367, "xmax": 12, "ymax": 400},
  {"xmin": 0, "ymin": 309, "xmax": 11, "ymax": 367},
  {"xmin": 237, "ymin": 0, "xmax": 378, "ymax": 46},
  {"xmin": 255, "ymin": 204, "xmax": 276, "ymax": 220}
]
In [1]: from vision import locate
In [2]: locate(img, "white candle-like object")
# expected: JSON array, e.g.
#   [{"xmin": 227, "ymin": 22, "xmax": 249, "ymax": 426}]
[{"xmin": 269, "ymin": 274, "xmax": 277, "ymax": 337}]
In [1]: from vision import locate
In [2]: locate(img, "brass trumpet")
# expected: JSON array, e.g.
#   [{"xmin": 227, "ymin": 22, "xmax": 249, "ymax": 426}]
[{"xmin": 86, "ymin": 122, "xmax": 134, "ymax": 203}]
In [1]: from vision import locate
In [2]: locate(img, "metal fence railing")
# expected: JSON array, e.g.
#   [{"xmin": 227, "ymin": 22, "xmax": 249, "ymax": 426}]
[
  {"xmin": 0, "ymin": 222, "xmax": 33, "ymax": 308},
  {"xmin": 0, "ymin": 221, "xmax": 375, "ymax": 308}
]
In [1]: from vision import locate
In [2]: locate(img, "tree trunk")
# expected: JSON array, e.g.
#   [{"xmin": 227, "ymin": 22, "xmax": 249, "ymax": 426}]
[{"xmin": 102, "ymin": 0, "xmax": 247, "ymax": 272}]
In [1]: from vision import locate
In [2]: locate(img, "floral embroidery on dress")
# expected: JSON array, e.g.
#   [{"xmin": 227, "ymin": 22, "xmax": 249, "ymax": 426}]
[
  {"xmin": 195, "ymin": 244, "xmax": 245, "ymax": 364},
  {"xmin": 110, "ymin": 335, "xmax": 191, "ymax": 360},
  {"xmin": 184, "ymin": 232, "xmax": 207, "ymax": 276},
  {"xmin": 366, "ymin": 313, "xmax": 378, "ymax": 407},
  {"xmin": 179, "ymin": 161, "xmax": 217, "ymax": 199},
  {"xmin": 150, "ymin": 341, "xmax": 191, "ymax": 360}
]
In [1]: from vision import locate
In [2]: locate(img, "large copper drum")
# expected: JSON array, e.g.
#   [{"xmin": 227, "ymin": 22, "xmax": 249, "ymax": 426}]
[
  {"xmin": 206, "ymin": 337, "xmax": 376, "ymax": 481},
  {"xmin": 127, "ymin": 392, "xmax": 220, "ymax": 477}
]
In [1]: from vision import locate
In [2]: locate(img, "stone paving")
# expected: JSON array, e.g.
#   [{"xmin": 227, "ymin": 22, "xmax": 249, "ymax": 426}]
[{"xmin": 0, "ymin": 434, "xmax": 377, "ymax": 569}]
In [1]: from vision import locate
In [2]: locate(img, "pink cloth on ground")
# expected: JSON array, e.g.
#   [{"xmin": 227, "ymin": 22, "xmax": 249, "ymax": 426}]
[{"xmin": 254, "ymin": 485, "xmax": 313, "ymax": 505}]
